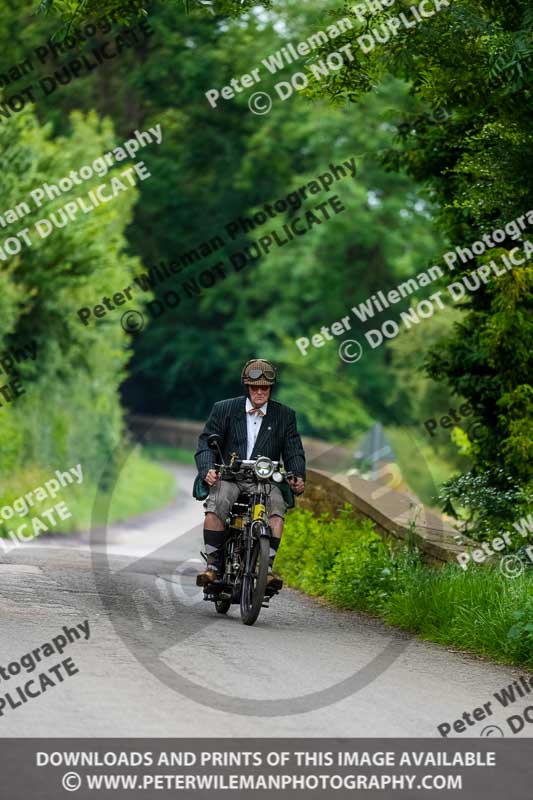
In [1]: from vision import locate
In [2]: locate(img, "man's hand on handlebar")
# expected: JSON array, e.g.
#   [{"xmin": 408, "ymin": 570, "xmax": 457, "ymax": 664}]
[
  {"xmin": 204, "ymin": 469, "xmax": 220, "ymax": 487},
  {"xmin": 288, "ymin": 476, "xmax": 305, "ymax": 495}
]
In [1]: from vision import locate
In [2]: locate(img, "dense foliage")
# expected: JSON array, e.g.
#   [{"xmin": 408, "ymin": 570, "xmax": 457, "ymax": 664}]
[
  {"xmin": 1, "ymin": 0, "xmax": 529, "ymax": 525},
  {"xmin": 277, "ymin": 507, "xmax": 533, "ymax": 667},
  {"xmin": 0, "ymin": 106, "xmax": 140, "ymax": 479},
  {"xmin": 298, "ymin": 0, "xmax": 533, "ymax": 509},
  {"xmin": 12, "ymin": 0, "xmax": 447, "ymax": 442}
]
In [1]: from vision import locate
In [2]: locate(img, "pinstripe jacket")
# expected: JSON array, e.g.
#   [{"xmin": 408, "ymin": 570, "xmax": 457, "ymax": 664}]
[{"xmin": 195, "ymin": 396, "xmax": 306, "ymax": 479}]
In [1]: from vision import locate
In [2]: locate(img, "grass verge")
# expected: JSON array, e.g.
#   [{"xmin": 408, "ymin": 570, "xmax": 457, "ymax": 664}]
[
  {"xmin": 276, "ymin": 506, "xmax": 533, "ymax": 669},
  {"xmin": 0, "ymin": 446, "xmax": 176, "ymax": 542},
  {"xmin": 143, "ymin": 444, "xmax": 195, "ymax": 464}
]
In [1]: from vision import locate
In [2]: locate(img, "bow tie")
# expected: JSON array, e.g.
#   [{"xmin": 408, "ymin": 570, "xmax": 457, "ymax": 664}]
[{"xmin": 248, "ymin": 408, "xmax": 265, "ymax": 416}]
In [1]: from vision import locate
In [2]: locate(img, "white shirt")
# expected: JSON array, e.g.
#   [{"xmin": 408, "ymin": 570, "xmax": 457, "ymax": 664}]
[{"xmin": 245, "ymin": 397, "xmax": 268, "ymax": 459}]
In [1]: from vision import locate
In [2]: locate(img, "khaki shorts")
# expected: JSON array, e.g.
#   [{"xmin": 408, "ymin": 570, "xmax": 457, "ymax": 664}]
[{"xmin": 204, "ymin": 478, "xmax": 287, "ymax": 523}]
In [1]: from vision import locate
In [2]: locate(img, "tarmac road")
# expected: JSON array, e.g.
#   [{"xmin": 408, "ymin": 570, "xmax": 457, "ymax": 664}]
[{"xmin": 0, "ymin": 463, "xmax": 530, "ymax": 738}]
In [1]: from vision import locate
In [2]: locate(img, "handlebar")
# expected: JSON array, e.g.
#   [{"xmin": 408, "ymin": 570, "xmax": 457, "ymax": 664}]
[
  {"xmin": 211, "ymin": 458, "xmax": 293, "ymax": 482},
  {"xmin": 232, "ymin": 459, "xmax": 280, "ymax": 469}
]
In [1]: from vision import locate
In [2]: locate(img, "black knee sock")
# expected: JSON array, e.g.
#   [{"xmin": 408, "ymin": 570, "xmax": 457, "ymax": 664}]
[
  {"xmin": 269, "ymin": 536, "xmax": 281, "ymax": 569},
  {"xmin": 204, "ymin": 529, "xmax": 225, "ymax": 568}
]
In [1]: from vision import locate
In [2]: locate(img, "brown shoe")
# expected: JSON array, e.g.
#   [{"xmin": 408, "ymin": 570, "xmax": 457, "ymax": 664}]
[
  {"xmin": 196, "ymin": 568, "xmax": 219, "ymax": 587},
  {"xmin": 267, "ymin": 573, "xmax": 283, "ymax": 591}
]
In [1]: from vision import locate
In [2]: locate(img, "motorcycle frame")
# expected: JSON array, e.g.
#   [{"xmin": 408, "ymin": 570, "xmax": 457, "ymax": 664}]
[
  {"xmin": 219, "ymin": 481, "xmax": 273, "ymax": 600},
  {"xmin": 201, "ymin": 439, "xmax": 290, "ymax": 606}
]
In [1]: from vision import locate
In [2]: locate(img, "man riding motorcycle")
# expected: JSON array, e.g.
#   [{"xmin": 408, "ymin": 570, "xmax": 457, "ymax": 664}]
[{"xmin": 195, "ymin": 358, "xmax": 306, "ymax": 590}]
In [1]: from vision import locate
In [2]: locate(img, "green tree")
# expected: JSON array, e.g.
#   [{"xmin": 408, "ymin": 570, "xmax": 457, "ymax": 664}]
[
  {"xmin": 112, "ymin": 2, "xmax": 445, "ymax": 437},
  {"xmin": 0, "ymin": 106, "xmax": 144, "ymax": 477},
  {"xmin": 294, "ymin": 0, "xmax": 533, "ymax": 505}
]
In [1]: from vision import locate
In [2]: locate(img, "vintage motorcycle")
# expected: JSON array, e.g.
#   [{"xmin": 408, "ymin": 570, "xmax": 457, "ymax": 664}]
[{"xmin": 195, "ymin": 433, "xmax": 295, "ymax": 626}]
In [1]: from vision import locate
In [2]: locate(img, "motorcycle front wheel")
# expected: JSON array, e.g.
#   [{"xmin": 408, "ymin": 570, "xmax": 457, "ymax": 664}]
[{"xmin": 240, "ymin": 535, "xmax": 269, "ymax": 626}]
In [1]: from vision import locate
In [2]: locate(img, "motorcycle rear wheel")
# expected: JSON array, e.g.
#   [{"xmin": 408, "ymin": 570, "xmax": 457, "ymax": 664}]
[{"xmin": 240, "ymin": 536, "xmax": 269, "ymax": 626}]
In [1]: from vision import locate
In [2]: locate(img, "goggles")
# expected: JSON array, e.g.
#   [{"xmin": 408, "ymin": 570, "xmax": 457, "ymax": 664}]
[{"xmin": 247, "ymin": 366, "xmax": 276, "ymax": 381}]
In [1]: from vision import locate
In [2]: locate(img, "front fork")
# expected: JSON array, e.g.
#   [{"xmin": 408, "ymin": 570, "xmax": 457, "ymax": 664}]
[{"xmin": 244, "ymin": 490, "xmax": 271, "ymax": 575}]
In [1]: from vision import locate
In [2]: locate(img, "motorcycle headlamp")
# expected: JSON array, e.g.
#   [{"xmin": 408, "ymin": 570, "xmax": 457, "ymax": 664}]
[
  {"xmin": 272, "ymin": 470, "xmax": 283, "ymax": 483},
  {"xmin": 254, "ymin": 457, "xmax": 274, "ymax": 479}
]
